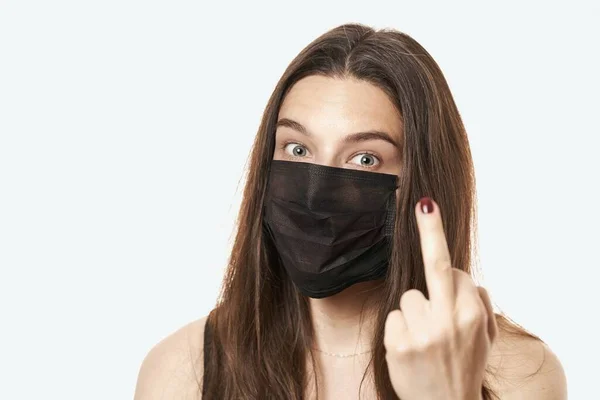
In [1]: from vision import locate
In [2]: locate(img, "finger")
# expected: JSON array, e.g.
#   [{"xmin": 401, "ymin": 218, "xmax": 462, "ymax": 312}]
[
  {"xmin": 415, "ymin": 197, "xmax": 454, "ymax": 308},
  {"xmin": 452, "ymin": 268, "xmax": 479, "ymax": 299},
  {"xmin": 399, "ymin": 289, "xmax": 429, "ymax": 331},
  {"xmin": 477, "ymin": 286, "xmax": 498, "ymax": 343},
  {"xmin": 453, "ymin": 269, "xmax": 486, "ymax": 324},
  {"xmin": 384, "ymin": 309, "xmax": 411, "ymax": 352}
]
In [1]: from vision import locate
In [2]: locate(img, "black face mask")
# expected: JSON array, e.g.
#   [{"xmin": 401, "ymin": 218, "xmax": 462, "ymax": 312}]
[{"xmin": 263, "ymin": 160, "xmax": 399, "ymax": 298}]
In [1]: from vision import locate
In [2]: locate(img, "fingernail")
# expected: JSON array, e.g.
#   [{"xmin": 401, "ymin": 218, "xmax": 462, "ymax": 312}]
[{"xmin": 419, "ymin": 197, "xmax": 434, "ymax": 214}]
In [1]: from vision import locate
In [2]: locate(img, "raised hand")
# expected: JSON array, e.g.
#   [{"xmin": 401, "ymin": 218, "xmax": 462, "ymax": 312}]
[{"xmin": 384, "ymin": 197, "xmax": 498, "ymax": 400}]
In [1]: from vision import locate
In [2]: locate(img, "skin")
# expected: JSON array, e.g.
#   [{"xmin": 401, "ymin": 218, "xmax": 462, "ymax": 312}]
[
  {"xmin": 384, "ymin": 199, "xmax": 496, "ymax": 400},
  {"xmin": 134, "ymin": 75, "xmax": 567, "ymax": 400}
]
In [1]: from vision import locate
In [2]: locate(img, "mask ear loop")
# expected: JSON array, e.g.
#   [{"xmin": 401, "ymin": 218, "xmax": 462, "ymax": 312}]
[{"xmin": 383, "ymin": 184, "xmax": 400, "ymax": 237}]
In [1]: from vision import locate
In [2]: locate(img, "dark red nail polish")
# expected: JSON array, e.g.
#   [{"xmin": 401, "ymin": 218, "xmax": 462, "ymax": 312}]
[{"xmin": 419, "ymin": 197, "xmax": 434, "ymax": 214}]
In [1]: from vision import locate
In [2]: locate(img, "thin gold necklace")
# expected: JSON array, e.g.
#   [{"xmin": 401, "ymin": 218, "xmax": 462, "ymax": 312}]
[{"xmin": 312, "ymin": 347, "xmax": 372, "ymax": 358}]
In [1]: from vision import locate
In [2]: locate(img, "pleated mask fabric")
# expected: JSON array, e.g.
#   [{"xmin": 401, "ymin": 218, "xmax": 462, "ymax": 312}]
[{"xmin": 263, "ymin": 160, "xmax": 398, "ymax": 298}]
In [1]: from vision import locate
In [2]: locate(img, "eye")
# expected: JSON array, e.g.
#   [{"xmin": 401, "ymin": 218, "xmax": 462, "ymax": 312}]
[
  {"xmin": 349, "ymin": 153, "xmax": 380, "ymax": 168},
  {"xmin": 284, "ymin": 143, "xmax": 310, "ymax": 158}
]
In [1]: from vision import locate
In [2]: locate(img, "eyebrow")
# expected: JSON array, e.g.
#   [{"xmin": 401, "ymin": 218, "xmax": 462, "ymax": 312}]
[{"xmin": 275, "ymin": 118, "xmax": 400, "ymax": 148}]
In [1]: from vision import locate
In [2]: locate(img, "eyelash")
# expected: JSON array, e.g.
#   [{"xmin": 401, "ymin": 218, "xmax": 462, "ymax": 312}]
[
  {"xmin": 352, "ymin": 150, "xmax": 380, "ymax": 169},
  {"xmin": 280, "ymin": 140, "xmax": 307, "ymax": 152},
  {"xmin": 279, "ymin": 141, "xmax": 382, "ymax": 169}
]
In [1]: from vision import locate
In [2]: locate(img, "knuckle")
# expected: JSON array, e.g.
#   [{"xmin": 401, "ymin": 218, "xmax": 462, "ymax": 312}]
[
  {"xmin": 385, "ymin": 336, "xmax": 415, "ymax": 358},
  {"xmin": 384, "ymin": 310, "xmax": 404, "ymax": 337},
  {"xmin": 400, "ymin": 289, "xmax": 423, "ymax": 309},
  {"xmin": 477, "ymin": 286, "xmax": 489, "ymax": 297},
  {"xmin": 413, "ymin": 328, "xmax": 448, "ymax": 352},
  {"xmin": 385, "ymin": 309, "xmax": 402, "ymax": 324},
  {"xmin": 391, "ymin": 344, "xmax": 415, "ymax": 358},
  {"xmin": 411, "ymin": 341, "xmax": 429, "ymax": 354},
  {"xmin": 426, "ymin": 255, "xmax": 452, "ymax": 271},
  {"xmin": 431, "ymin": 329, "xmax": 450, "ymax": 345},
  {"xmin": 457, "ymin": 306, "xmax": 486, "ymax": 328},
  {"xmin": 414, "ymin": 334, "xmax": 436, "ymax": 352}
]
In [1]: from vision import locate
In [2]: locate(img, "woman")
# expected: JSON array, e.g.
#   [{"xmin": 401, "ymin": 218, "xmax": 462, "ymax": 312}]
[{"xmin": 134, "ymin": 23, "xmax": 566, "ymax": 399}]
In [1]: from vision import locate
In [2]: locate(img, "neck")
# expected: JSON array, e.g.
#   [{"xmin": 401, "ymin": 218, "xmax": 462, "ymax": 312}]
[{"xmin": 308, "ymin": 280, "xmax": 383, "ymax": 355}]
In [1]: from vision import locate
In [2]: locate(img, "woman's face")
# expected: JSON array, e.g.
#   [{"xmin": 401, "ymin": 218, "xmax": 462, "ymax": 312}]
[{"xmin": 274, "ymin": 75, "xmax": 403, "ymax": 175}]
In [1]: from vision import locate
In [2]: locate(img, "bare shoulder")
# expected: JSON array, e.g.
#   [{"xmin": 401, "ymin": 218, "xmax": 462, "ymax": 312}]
[
  {"xmin": 134, "ymin": 316, "xmax": 209, "ymax": 400},
  {"xmin": 486, "ymin": 321, "xmax": 567, "ymax": 399}
]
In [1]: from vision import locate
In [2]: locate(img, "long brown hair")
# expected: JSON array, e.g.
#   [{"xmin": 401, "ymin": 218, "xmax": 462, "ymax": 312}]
[{"xmin": 202, "ymin": 23, "xmax": 537, "ymax": 400}]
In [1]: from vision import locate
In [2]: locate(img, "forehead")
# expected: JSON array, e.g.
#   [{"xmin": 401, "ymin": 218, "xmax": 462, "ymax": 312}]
[{"xmin": 278, "ymin": 75, "xmax": 403, "ymax": 139}]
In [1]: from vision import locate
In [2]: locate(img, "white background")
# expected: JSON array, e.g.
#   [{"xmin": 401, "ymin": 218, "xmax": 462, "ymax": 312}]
[{"xmin": 1, "ymin": 1, "xmax": 598, "ymax": 399}]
